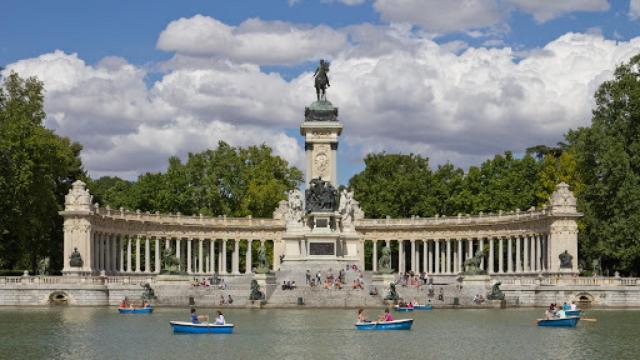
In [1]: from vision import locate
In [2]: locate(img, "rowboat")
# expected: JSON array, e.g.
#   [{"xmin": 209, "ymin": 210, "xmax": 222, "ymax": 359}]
[
  {"xmin": 170, "ymin": 321, "xmax": 234, "ymax": 334},
  {"xmin": 565, "ymin": 310, "xmax": 581, "ymax": 317},
  {"xmin": 536, "ymin": 317, "xmax": 580, "ymax": 327},
  {"xmin": 393, "ymin": 306, "xmax": 414, "ymax": 312},
  {"xmin": 414, "ymin": 304, "xmax": 433, "ymax": 311},
  {"xmin": 118, "ymin": 306, "xmax": 153, "ymax": 314},
  {"xmin": 355, "ymin": 319, "xmax": 413, "ymax": 331}
]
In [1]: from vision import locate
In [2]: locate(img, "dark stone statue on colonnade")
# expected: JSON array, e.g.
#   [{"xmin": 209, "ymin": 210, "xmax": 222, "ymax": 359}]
[
  {"xmin": 69, "ymin": 247, "xmax": 83, "ymax": 268},
  {"xmin": 487, "ymin": 281, "xmax": 505, "ymax": 301},
  {"xmin": 313, "ymin": 59, "xmax": 330, "ymax": 101},
  {"xmin": 305, "ymin": 177, "xmax": 339, "ymax": 213},
  {"xmin": 464, "ymin": 250, "xmax": 486, "ymax": 275},
  {"xmin": 559, "ymin": 250, "xmax": 573, "ymax": 269}
]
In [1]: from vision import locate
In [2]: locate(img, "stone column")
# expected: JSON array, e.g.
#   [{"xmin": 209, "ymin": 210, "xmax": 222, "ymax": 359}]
[
  {"xmin": 398, "ymin": 240, "xmax": 404, "ymax": 273},
  {"xmin": 232, "ymin": 239, "xmax": 240, "ymax": 274},
  {"xmin": 446, "ymin": 239, "xmax": 452, "ymax": 274},
  {"xmin": 372, "ymin": 240, "xmax": 378, "ymax": 272},
  {"xmin": 516, "ymin": 235, "xmax": 522, "ymax": 273},
  {"xmin": 410, "ymin": 240, "xmax": 416, "ymax": 272},
  {"xmin": 507, "ymin": 237, "xmax": 513, "ymax": 273},
  {"xmin": 523, "ymin": 235, "xmax": 529, "ymax": 272},
  {"xmin": 457, "ymin": 239, "xmax": 463, "ymax": 273},
  {"xmin": 187, "ymin": 239, "xmax": 192, "ymax": 274},
  {"xmin": 119, "ymin": 236, "xmax": 125, "ymax": 273},
  {"xmin": 155, "ymin": 238, "xmax": 161, "ymax": 274},
  {"xmin": 176, "ymin": 238, "xmax": 181, "ymax": 272},
  {"xmin": 434, "ymin": 240, "xmax": 440, "ymax": 274},
  {"xmin": 246, "ymin": 240, "xmax": 253, "ymax": 274},
  {"xmin": 210, "ymin": 240, "xmax": 216, "ymax": 274},
  {"xmin": 222, "ymin": 239, "xmax": 228, "ymax": 274},
  {"xmin": 111, "ymin": 234, "xmax": 118, "ymax": 274},
  {"xmin": 105, "ymin": 234, "xmax": 112, "ymax": 272},
  {"xmin": 145, "ymin": 237, "xmax": 151, "ymax": 273},
  {"xmin": 427, "ymin": 240, "xmax": 433, "ymax": 273},
  {"xmin": 423, "ymin": 240, "xmax": 428, "ymax": 273},
  {"xmin": 98, "ymin": 233, "xmax": 104, "ymax": 271},
  {"xmin": 134, "ymin": 236, "xmax": 141, "ymax": 273},
  {"xmin": 488, "ymin": 237, "xmax": 495, "ymax": 274},
  {"xmin": 529, "ymin": 234, "xmax": 535, "ymax": 272},
  {"xmin": 498, "ymin": 237, "xmax": 504, "ymax": 273},
  {"xmin": 535, "ymin": 234, "xmax": 541, "ymax": 272},
  {"xmin": 467, "ymin": 239, "xmax": 473, "ymax": 260},
  {"xmin": 198, "ymin": 239, "xmax": 204, "ymax": 274},
  {"xmin": 127, "ymin": 236, "xmax": 132, "ymax": 273},
  {"xmin": 479, "ymin": 238, "xmax": 485, "ymax": 270}
]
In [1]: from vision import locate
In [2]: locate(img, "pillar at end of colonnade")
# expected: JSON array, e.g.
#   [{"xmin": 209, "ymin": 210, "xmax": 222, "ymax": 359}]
[{"xmin": 59, "ymin": 180, "xmax": 95, "ymax": 276}]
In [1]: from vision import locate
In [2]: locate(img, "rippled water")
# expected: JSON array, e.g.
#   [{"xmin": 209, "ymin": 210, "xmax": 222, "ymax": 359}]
[{"xmin": 0, "ymin": 307, "xmax": 638, "ymax": 360}]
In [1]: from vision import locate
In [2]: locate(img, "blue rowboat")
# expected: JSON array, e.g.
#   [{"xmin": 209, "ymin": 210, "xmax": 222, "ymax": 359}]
[
  {"xmin": 355, "ymin": 319, "xmax": 413, "ymax": 331},
  {"xmin": 565, "ymin": 310, "xmax": 581, "ymax": 317},
  {"xmin": 170, "ymin": 321, "xmax": 234, "ymax": 334},
  {"xmin": 537, "ymin": 317, "xmax": 580, "ymax": 327},
  {"xmin": 393, "ymin": 306, "xmax": 414, "ymax": 312},
  {"xmin": 118, "ymin": 307, "xmax": 153, "ymax": 314},
  {"xmin": 414, "ymin": 304, "xmax": 433, "ymax": 311}
]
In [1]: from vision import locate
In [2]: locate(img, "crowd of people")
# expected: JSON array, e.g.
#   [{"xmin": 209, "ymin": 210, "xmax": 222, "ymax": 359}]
[
  {"xmin": 303, "ymin": 265, "xmax": 366, "ymax": 290},
  {"xmin": 397, "ymin": 271, "xmax": 430, "ymax": 288}
]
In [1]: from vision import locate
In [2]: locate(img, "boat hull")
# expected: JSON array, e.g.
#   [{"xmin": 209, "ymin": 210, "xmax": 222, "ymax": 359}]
[
  {"xmin": 355, "ymin": 319, "xmax": 413, "ymax": 331},
  {"xmin": 118, "ymin": 307, "xmax": 153, "ymax": 314},
  {"xmin": 565, "ymin": 310, "xmax": 581, "ymax": 317},
  {"xmin": 393, "ymin": 306, "xmax": 414, "ymax": 312},
  {"xmin": 537, "ymin": 317, "xmax": 580, "ymax": 327},
  {"xmin": 170, "ymin": 321, "xmax": 234, "ymax": 334},
  {"xmin": 414, "ymin": 305, "xmax": 432, "ymax": 311}
]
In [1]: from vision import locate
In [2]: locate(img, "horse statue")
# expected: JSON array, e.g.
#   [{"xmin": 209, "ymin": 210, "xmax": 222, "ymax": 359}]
[{"xmin": 313, "ymin": 59, "xmax": 330, "ymax": 101}]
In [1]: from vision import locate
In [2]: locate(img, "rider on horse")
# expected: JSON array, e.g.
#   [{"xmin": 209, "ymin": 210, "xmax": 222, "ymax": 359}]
[{"xmin": 313, "ymin": 59, "xmax": 330, "ymax": 101}]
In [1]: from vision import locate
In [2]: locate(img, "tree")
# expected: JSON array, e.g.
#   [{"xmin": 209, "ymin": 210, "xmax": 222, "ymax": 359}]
[
  {"xmin": 0, "ymin": 72, "xmax": 84, "ymax": 273},
  {"xmin": 567, "ymin": 54, "xmax": 640, "ymax": 275}
]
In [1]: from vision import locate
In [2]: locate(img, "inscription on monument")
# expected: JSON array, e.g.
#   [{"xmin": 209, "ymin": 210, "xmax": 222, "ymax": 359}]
[{"xmin": 309, "ymin": 242, "xmax": 335, "ymax": 255}]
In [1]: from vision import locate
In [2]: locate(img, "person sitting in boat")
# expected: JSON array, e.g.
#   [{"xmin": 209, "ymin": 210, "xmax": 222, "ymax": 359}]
[
  {"xmin": 119, "ymin": 297, "xmax": 129, "ymax": 309},
  {"xmin": 570, "ymin": 301, "xmax": 577, "ymax": 311},
  {"xmin": 214, "ymin": 310, "xmax": 225, "ymax": 325},
  {"xmin": 357, "ymin": 308, "xmax": 370, "ymax": 323},
  {"xmin": 190, "ymin": 308, "xmax": 208, "ymax": 324},
  {"xmin": 143, "ymin": 300, "xmax": 151, "ymax": 308},
  {"xmin": 406, "ymin": 301, "xmax": 414, "ymax": 309},
  {"xmin": 562, "ymin": 302, "xmax": 570, "ymax": 311},
  {"xmin": 378, "ymin": 308, "xmax": 394, "ymax": 322}
]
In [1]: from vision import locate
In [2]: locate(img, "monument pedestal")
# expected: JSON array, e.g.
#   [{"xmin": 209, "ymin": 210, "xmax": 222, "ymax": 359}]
[
  {"xmin": 253, "ymin": 273, "xmax": 276, "ymax": 287},
  {"xmin": 371, "ymin": 273, "xmax": 396, "ymax": 287}
]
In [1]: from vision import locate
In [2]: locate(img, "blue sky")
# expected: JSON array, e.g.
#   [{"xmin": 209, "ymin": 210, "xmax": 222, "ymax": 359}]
[{"xmin": 2, "ymin": 0, "xmax": 640, "ymax": 185}]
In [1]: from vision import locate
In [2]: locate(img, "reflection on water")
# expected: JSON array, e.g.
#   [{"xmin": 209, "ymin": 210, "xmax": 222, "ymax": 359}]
[{"xmin": 1, "ymin": 307, "xmax": 639, "ymax": 360}]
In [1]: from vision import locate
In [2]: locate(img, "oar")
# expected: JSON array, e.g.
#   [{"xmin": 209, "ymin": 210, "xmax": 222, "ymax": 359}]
[{"xmin": 581, "ymin": 317, "xmax": 597, "ymax": 322}]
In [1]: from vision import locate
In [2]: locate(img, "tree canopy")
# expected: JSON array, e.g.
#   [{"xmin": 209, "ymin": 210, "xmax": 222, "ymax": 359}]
[{"xmin": 0, "ymin": 72, "xmax": 84, "ymax": 273}]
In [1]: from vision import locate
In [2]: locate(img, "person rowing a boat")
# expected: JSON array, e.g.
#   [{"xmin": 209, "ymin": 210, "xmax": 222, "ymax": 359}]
[
  {"xmin": 357, "ymin": 308, "xmax": 370, "ymax": 323},
  {"xmin": 214, "ymin": 310, "xmax": 225, "ymax": 325},
  {"xmin": 377, "ymin": 308, "xmax": 394, "ymax": 322},
  {"xmin": 190, "ymin": 308, "xmax": 208, "ymax": 324}
]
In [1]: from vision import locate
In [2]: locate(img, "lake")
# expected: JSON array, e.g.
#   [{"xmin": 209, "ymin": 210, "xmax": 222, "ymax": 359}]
[{"xmin": 0, "ymin": 307, "xmax": 638, "ymax": 359}]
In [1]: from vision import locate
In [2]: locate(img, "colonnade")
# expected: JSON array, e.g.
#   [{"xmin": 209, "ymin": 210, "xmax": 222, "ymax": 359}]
[
  {"xmin": 90, "ymin": 233, "xmax": 274, "ymax": 275},
  {"xmin": 367, "ymin": 234, "xmax": 549, "ymax": 275}
]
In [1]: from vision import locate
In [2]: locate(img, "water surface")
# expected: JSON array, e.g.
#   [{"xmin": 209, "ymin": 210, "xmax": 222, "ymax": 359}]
[{"xmin": 0, "ymin": 307, "xmax": 637, "ymax": 359}]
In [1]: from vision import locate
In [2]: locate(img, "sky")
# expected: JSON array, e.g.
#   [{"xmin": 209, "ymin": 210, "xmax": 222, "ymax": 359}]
[{"xmin": 2, "ymin": 0, "xmax": 640, "ymax": 186}]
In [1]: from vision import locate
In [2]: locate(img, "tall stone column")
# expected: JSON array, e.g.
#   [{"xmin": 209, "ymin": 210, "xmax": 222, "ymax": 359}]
[
  {"xmin": 176, "ymin": 239, "xmax": 181, "ymax": 272},
  {"xmin": 479, "ymin": 238, "xmax": 484, "ymax": 270},
  {"xmin": 427, "ymin": 240, "xmax": 432, "ymax": 273},
  {"xmin": 246, "ymin": 240, "xmax": 253, "ymax": 274},
  {"xmin": 457, "ymin": 239, "xmax": 463, "ymax": 273},
  {"xmin": 423, "ymin": 240, "xmax": 428, "ymax": 273},
  {"xmin": 221, "ymin": 239, "xmax": 227, "ymax": 274},
  {"xmin": 98, "ymin": 233, "xmax": 104, "ymax": 271},
  {"xmin": 127, "ymin": 236, "xmax": 132, "ymax": 273},
  {"xmin": 516, "ymin": 236, "xmax": 522, "ymax": 273},
  {"xmin": 410, "ymin": 240, "xmax": 416, "ymax": 272},
  {"xmin": 198, "ymin": 239, "xmax": 204, "ymax": 274},
  {"xmin": 529, "ymin": 234, "xmax": 535, "ymax": 272},
  {"xmin": 398, "ymin": 240, "xmax": 404, "ymax": 273},
  {"xmin": 434, "ymin": 240, "xmax": 440, "ymax": 274},
  {"xmin": 135, "ymin": 236, "xmax": 141, "ymax": 273},
  {"xmin": 467, "ymin": 239, "xmax": 473, "ymax": 260},
  {"xmin": 145, "ymin": 237, "xmax": 150, "ymax": 273},
  {"xmin": 523, "ymin": 235, "xmax": 529, "ymax": 272},
  {"xmin": 111, "ymin": 234, "xmax": 117, "ymax": 274},
  {"xmin": 372, "ymin": 240, "xmax": 378, "ymax": 272},
  {"xmin": 498, "ymin": 237, "xmax": 504, "ymax": 273},
  {"xmin": 155, "ymin": 238, "xmax": 161, "ymax": 274},
  {"xmin": 210, "ymin": 239, "xmax": 216, "ymax": 274},
  {"xmin": 233, "ymin": 239, "xmax": 240, "ymax": 274},
  {"xmin": 488, "ymin": 238, "xmax": 495, "ymax": 274},
  {"xmin": 507, "ymin": 237, "xmax": 513, "ymax": 273},
  {"xmin": 187, "ymin": 239, "xmax": 192, "ymax": 274},
  {"xmin": 535, "ymin": 234, "xmax": 541, "ymax": 272},
  {"xmin": 446, "ymin": 239, "xmax": 452, "ymax": 274},
  {"xmin": 119, "ymin": 236, "xmax": 125, "ymax": 273}
]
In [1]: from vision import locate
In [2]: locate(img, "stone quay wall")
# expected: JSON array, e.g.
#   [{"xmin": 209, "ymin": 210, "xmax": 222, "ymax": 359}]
[{"xmin": 2, "ymin": 275, "xmax": 640, "ymax": 308}]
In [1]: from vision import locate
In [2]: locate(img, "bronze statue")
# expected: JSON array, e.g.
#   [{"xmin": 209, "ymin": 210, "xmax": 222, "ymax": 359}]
[
  {"xmin": 141, "ymin": 283, "xmax": 156, "ymax": 300},
  {"xmin": 559, "ymin": 250, "xmax": 573, "ymax": 269},
  {"xmin": 487, "ymin": 281, "xmax": 505, "ymax": 300},
  {"xmin": 161, "ymin": 248, "xmax": 180, "ymax": 274},
  {"xmin": 313, "ymin": 59, "xmax": 330, "ymax": 101},
  {"xmin": 249, "ymin": 279, "xmax": 265, "ymax": 301},
  {"xmin": 463, "ymin": 250, "xmax": 486, "ymax": 275},
  {"xmin": 255, "ymin": 243, "xmax": 270, "ymax": 274},
  {"xmin": 69, "ymin": 247, "xmax": 83, "ymax": 267},
  {"xmin": 305, "ymin": 177, "xmax": 338, "ymax": 213},
  {"xmin": 384, "ymin": 282, "xmax": 399, "ymax": 301}
]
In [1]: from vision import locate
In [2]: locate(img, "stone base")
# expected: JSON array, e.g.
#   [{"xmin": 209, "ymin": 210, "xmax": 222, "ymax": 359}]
[
  {"xmin": 155, "ymin": 275, "xmax": 191, "ymax": 284},
  {"xmin": 253, "ymin": 273, "xmax": 277, "ymax": 287},
  {"xmin": 62, "ymin": 268, "xmax": 91, "ymax": 277},
  {"xmin": 371, "ymin": 273, "xmax": 396, "ymax": 287}
]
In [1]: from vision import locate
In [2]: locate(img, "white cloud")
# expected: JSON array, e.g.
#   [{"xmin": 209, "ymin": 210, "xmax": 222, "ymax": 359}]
[
  {"xmin": 372, "ymin": 0, "xmax": 609, "ymax": 34},
  {"xmin": 157, "ymin": 15, "xmax": 348, "ymax": 65},
  {"xmin": 631, "ymin": 0, "xmax": 640, "ymax": 20},
  {"xmin": 5, "ymin": 25, "xmax": 640, "ymax": 182}
]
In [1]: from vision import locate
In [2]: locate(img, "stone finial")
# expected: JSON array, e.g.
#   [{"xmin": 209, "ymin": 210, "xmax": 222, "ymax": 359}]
[
  {"xmin": 64, "ymin": 180, "xmax": 93, "ymax": 212},
  {"xmin": 550, "ymin": 182, "xmax": 577, "ymax": 214}
]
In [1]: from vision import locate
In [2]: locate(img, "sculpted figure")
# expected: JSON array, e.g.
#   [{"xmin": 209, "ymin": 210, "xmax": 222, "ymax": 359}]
[
  {"xmin": 339, "ymin": 189, "xmax": 355, "ymax": 229},
  {"xmin": 377, "ymin": 245, "xmax": 393, "ymax": 273},
  {"xmin": 249, "ymin": 279, "xmax": 265, "ymax": 301},
  {"xmin": 69, "ymin": 247, "xmax": 83, "ymax": 268},
  {"xmin": 313, "ymin": 59, "xmax": 330, "ymax": 101},
  {"xmin": 255, "ymin": 243, "xmax": 270, "ymax": 274},
  {"xmin": 463, "ymin": 250, "xmax": 486, "ymax": 275},
  {"xmin": 559, "ymin": 250, "xmax": 573, "ymax": 269},
  {"xmin": 286, "ymin": 189, "xmax": 304, "ymax": 225},
  {"xmin": 384, "ymin": 282, "xmax": 399, "ymax": 301},
  {"xmin": 161, "ymin": 248, "xmax": 180, "ymax": 274},
  {"xmin": 487, "ymin": 281, "xmax": 505, "ymax": 300}
]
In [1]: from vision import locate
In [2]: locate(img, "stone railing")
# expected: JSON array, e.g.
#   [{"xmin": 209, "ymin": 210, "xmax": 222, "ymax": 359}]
[
  {"xmin": 92, "ymin": 205, "xmax": 284, "ymax": 228},
  {"xmin": 491, "ymin": 276, "xmax": 639, "ymax": 287},
  {"xmin": 0, "ymin": 276, "xmax": 151, "ymax": 286},
  {"xmin": 356, "ymin": 208, "xmax": 554, "ymax": 228}
]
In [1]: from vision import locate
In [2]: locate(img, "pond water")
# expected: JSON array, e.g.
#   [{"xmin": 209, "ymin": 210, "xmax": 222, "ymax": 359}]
[{"xmin": 0, "ymin": 307, "xmax": 638, "ymax": 359}]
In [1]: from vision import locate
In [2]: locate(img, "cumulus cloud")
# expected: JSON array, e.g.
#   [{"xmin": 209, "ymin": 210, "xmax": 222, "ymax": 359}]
[
  {"xmin": 5, "ymin": 22, "xmax": 640, "ymax": 181},
  {"xmin": 372, "ymin": 0, "xmax": 609, "ymax": 33},
  {"xmin": 631, "ymin": 0, "xmax": 640, "ymax": 20},
  {"xmin": 157, "ymin": 15, "xmax": 348, "ymax": 65}
]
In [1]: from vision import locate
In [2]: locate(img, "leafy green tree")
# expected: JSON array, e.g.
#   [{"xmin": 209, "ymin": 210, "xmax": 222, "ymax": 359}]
[
  {"xmin": 87, "ymin": 176, "xmax": 133, "ymax": 209},
  {"xmin": 0, "ymin": 72, "xmax": 84, "ymax": 273},
  {"xmin": 567, "ymin": 54, "xmax": 640, "ymax": 275}
]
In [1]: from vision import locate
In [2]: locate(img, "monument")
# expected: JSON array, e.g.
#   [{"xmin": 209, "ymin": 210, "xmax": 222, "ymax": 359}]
[{"xmin": 278, "ymin": 60, "xmax": 363, "ymax": 272}]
